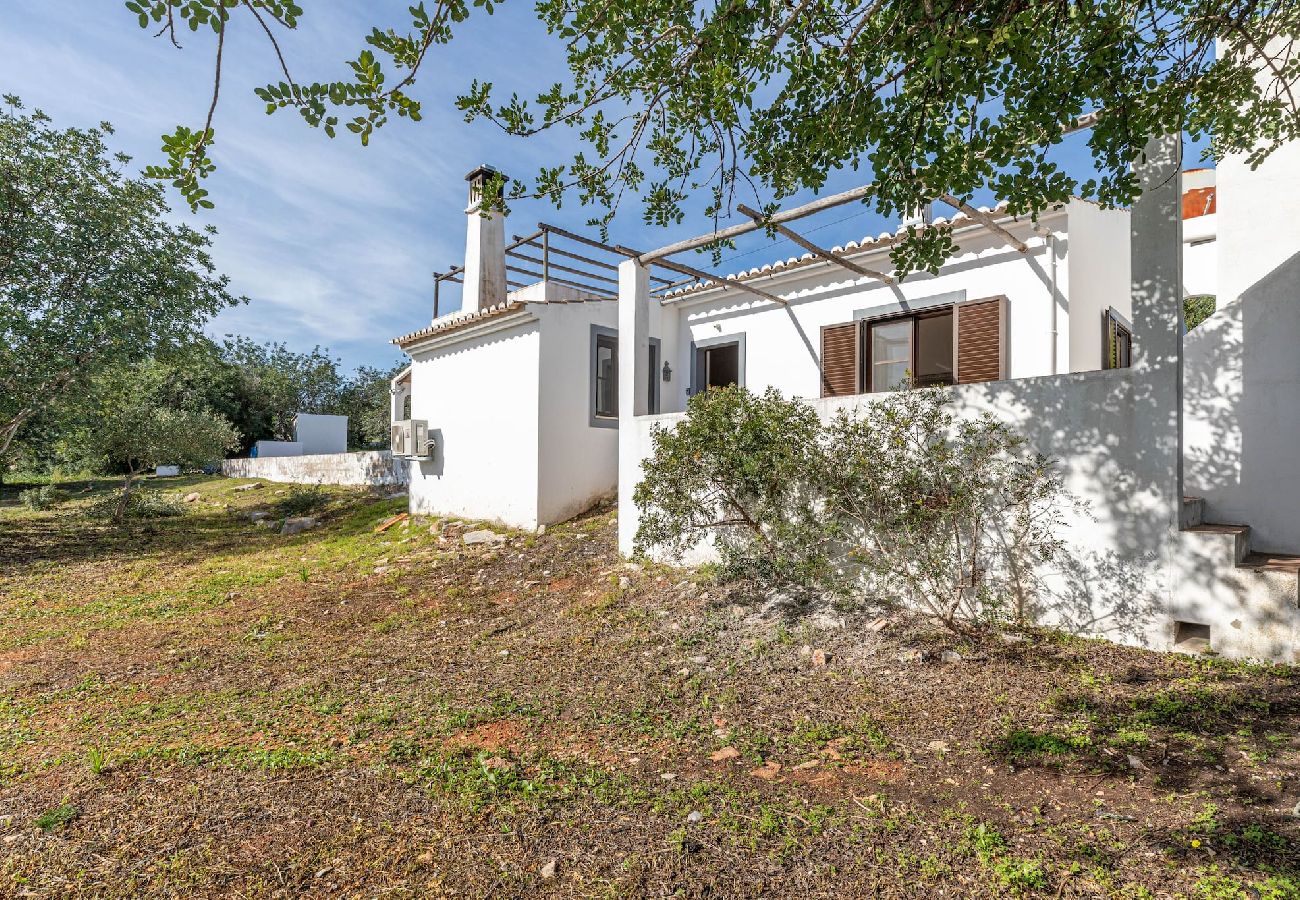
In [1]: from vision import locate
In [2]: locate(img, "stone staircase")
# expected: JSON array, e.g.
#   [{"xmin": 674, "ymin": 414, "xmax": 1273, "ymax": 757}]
[{"xmin": 1175, "ymin": 496, "xmax": 1300, "ymax": 662}]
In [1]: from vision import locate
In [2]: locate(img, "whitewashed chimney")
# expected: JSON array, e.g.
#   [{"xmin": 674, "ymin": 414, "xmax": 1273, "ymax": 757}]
[{"xmin": 461, "ymin": 165, "xmax": 508, "ymax": 314}]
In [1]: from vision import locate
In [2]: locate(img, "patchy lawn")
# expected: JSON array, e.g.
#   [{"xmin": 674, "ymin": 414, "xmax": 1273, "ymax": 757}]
[{"xmin": 0, "ymin": 475, "xmax": 1298, "ymax": 898}]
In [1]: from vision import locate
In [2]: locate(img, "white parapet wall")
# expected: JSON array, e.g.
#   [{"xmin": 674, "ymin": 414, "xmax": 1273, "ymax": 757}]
[
  {"xmin": 620, "ymin": 370, "xmax": 1299, "ymax": 662},
  {"xmin": 223, "ymin": 451, "xmax": 409, "ymax": 487}
]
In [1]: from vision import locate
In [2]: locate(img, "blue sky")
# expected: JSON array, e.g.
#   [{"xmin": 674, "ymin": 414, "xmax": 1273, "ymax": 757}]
[{"xmin": 0, "ymin": 2, "xmax": 1202, "ymax": 372}]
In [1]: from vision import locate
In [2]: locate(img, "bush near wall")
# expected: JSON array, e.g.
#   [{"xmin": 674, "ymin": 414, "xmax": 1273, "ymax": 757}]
[{"xmin": 634, "ymin": 386, "xmax": 1065, "ymax": 632}]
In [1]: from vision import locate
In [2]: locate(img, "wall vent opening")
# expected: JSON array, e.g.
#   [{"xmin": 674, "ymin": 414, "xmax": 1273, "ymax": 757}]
[{"xmin": 1173, "ymin": 621, "xmax": 1212, "ymax": 653}]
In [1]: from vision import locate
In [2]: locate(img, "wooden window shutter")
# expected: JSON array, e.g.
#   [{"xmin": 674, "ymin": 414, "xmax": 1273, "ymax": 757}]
[
  {"xmin": 820, "ymin": 322, "xmax": 860, "ymax": 397},
  {"xmin": 956, "ymin": 297, "xmax": 1007, "ymax": 384}
]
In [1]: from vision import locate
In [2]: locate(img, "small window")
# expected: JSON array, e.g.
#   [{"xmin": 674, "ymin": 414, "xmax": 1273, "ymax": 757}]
[
  {"xmin": 594, "ymin": 332, "xmax": 618, "ymax": 419},
  {"xmin": 648, "ymin": 340, "xmax": 660, "ymax": 414},
  {"xmin": 1103, "ymin": 308, "xmax": 1132, "ymax": 370},
  {"xmin": 866, "ymin": 308, "xmax": 955, "ymax": 392}
]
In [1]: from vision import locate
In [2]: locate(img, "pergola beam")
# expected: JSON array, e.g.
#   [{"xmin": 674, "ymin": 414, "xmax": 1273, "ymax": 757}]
[
  {"xmin": 636, "ymin": 183, "xmax": 876, "ymax": 264},
  {"xmin": 736, "ymin": 203, "xmax": 895, "ymax": 285},
  {"xmin": 936, "ymin": 195, "xmax": 1029, "ymax": 252},
  {"xmin": 613, "ymin": 244, "xmax": 788, "ymax": 306}
]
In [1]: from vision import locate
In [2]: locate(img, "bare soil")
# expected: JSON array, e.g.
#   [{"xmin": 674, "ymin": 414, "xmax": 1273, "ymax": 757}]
[{"xmin": 0, "ymin": 476, "xmax": 1297, "ymax": 898}]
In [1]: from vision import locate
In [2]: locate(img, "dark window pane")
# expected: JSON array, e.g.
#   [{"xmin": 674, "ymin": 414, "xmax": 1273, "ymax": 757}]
[
  {"xmin": 705, "ymin": 344, "xmax": 739, "ymax": 388},
  {"xmin": 1115, "ymin": 325, "xmax": 1132, "ymax": 368},
  {"xmin": 595, "ymin": 336, "xmax": 617, "ymax": 417},
  {"xmin": 648, "ymin": 342, "xmax": 659, "ymax": 413},
  {"xmin": 914, "ymin": 311, "xmax": 954, "ymax": 386}
]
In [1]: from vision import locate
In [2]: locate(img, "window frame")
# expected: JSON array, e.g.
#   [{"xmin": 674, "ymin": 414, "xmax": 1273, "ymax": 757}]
[
  {"xmin": 590, "ymin": 325, "xmax": 619, "ymax": 428},
  {"xmin": 1102, "ymin": 306, "xmax": 1133, "ymax": 370},
  {"xmin": 589, "ymin": 326, "xmax": 661, "ymax": 427},
  {"xmin": 689, "ymin": 333, "xmax": 746, "ymax": 396},
  {"xmin": 861, "ymin": 307, "xmax": 957, "ymax": 393}
]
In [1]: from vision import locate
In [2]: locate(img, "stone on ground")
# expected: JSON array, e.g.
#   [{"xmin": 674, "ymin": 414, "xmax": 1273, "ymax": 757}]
[{"xmin": 281, "ymin": 516, "xmax": 319, "ymax": 535}]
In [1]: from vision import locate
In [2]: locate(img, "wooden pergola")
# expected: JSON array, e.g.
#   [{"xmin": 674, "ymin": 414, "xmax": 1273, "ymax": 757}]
[{"xmin": 429, "ymin": 110, "xmax": 1101, "ymax": 316}]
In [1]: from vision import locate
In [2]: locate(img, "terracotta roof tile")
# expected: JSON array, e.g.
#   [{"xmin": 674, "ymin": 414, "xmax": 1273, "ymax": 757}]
[
  {"xmin": 661, "ymin": 201, "xmax": 1031, "ymax": 301},
  {"xmin": 391, "ymin": 296, "xmax": 616, "ymax": 349},
  {"xmin": 392, "ymin": 301, "xmax": 527, "ymax": 348}
]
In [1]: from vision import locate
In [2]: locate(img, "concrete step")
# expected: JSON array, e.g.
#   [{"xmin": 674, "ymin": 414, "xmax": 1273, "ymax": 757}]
[
  {"xmin": 1181, "ymin": 496, "xmax": 1204, "ymax": 528},
  {"xmin": 1240, "ymin": 553, "xmax": 1300, "ymax": 574}
]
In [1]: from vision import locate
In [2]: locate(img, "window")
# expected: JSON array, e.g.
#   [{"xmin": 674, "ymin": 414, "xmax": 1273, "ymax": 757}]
[
  {"xmin": 590, "ymin": 327, "xmax": 660, "ymax": 426},
  {"xmin": 822, "ymin": 296, "xmax": 1002, "ymax": 395},
  {"xmin": 867, "ymin": 308, "xmax": 954, "ymax": 392},
  {"xmin": 692, "ymin": 339, "xmax": 743, "ymax": 394},
  {"xmin": 592, "ymin": 329, "xmax": 618, "ymax": 423},
  {"xmin": 1103, "ymin": 307, "xmax": 1132, "ymax": 370},
  {"xmin": 648, "ymin": 340, "xmax": 660, "ymax": 414}
]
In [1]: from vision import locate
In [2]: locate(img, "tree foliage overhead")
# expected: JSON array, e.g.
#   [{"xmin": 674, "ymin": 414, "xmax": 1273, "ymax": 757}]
[
  {"xmin": 0, "ymin": 97, "xmax": 242, "ymax": 463},
  {"xmin": 127, "ymin": 1, "xmax": 1298, "ymax": 271}
]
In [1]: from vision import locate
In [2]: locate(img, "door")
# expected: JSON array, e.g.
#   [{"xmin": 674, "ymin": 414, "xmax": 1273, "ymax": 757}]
[{"xmin": 692, "ymin": 340, "xmax": 742, "ymax": 394}]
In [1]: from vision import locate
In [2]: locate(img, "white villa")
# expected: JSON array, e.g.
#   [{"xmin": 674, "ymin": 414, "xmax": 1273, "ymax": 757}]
[{"xmin": 392, "ymin": 130, "xmax": 1299, "ymax": 661}]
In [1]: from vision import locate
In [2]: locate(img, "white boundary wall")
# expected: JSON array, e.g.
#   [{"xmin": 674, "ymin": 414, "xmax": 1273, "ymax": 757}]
[{"xmin": 223, "ymin": 451, "xmax": 409, "ymax": 487}]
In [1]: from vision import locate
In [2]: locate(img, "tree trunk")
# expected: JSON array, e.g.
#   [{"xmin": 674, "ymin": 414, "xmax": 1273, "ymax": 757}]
[{"xmin": 114, "ymin": 469, "xmax": 137, "ymax": 523}]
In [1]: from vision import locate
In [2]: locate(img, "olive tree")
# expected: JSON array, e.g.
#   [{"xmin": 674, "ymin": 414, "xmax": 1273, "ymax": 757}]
[
  {"xmin": 0, "ymin": 98, "xmax": 242, "ymax": 479},
  {"xmin": 84, "ymin": 375, "xmax": 241, "ymax": 522}
]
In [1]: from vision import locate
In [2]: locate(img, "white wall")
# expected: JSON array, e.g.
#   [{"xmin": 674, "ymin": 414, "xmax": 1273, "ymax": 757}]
[
  {"xmin": 1183, "ymin": 49, "xmax": 1300, "ymax": 554},
  {"xmin": 535, "ymin": 301, "xmax": 621, "ymax": 523},
  {"xmin": 223, "ymin": 451, "xmax": 408, "ymax": 487},
  {"xmin": 657, "ymin": 215, "xmax": 1069, "ymax": 413},
  {"xmin": 1182, "ymin": 213, "xmax": 1218, "ymax": 298},
  {"xmin": 294, "ymin": 413, "xmax": 348, "ymax": 455},
  {"xmin": 623, "ymin": 367, "xmax": 1298, "ymax": 661},
  {"xmin": 1065, "ymin": 200, "xmax": 1133, "ymax": 372},
  {"xmin": 406, "ymin": 317, "xmax": 543, "ymax": 529},
  {"xmin": 253, "ymin": 440, "xmax": 302, "ymax": 458}
]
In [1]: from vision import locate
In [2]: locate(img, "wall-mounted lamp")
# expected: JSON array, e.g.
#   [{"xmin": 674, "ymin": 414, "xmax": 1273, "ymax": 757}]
[{"xmin": 662, "ymin": 361, "xmax": 672, "ymax": 383}]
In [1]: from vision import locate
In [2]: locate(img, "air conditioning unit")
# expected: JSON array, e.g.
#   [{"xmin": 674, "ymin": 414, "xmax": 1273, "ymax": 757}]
[{"xmin": 390, "ymin": 419, "xmax": 431, "ymax": 458}]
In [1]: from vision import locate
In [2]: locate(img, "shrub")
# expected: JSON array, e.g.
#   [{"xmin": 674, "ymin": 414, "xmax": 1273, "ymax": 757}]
[
  {"xmin": 1184, "ymin": 294, "xmax": 1216, "ymax": 331},
  {"xmin": 633, "ymin": 385, "xmax": 1065, "ymax": 630},
  {"xmin": 825, "ymin": 389, "xmax": 1064, "ymax": 630},
  {"xmin": 633, "ymin": 386, "xmax": 839, "ymax": 595},
  {"xmin": 85, "ymin": 490, "xmax": 184, "ymax": 521},
  {"xmin": 275, "ymin": 485, "xmax": 330, "ymax": 518},
  {"xmin": 18, "ymin": 485, "xmax": 70, "ymax": 511}
]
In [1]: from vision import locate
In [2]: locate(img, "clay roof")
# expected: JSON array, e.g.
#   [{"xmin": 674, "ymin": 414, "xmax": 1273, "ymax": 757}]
[
  {"xmin": 392, "ymin": 301, "xmax": 527, "ymax": 349},
  {"xmin": 391, "ymin": 296, "xmax": 616, "ymax": 349},
  {"xmin": 1182, "ymin": 186, "xmax": 1216, "ymax": 219},
  {"xmin": 660, "ymin": 201, "xmax": 1046, "ymax": 301}
]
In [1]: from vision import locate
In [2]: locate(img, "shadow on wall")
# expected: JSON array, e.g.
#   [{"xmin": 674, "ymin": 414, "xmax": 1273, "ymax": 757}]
[
  {"xmin": 1186, "ymin": 251, "xmax": 1300, "ymax": 554},
  {"xmin": 941, "ymin": 367, "xmax": 1169, "ymax": 647},
  {"xmin": 964, "ymin": 252, "xmax": 1299, "ymax": 659}
]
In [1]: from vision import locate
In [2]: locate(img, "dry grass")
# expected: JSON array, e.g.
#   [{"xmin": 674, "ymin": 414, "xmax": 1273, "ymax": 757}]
[{"xmin": 1, "ymin": 475, "xmax": 1298, "ymax": 898}]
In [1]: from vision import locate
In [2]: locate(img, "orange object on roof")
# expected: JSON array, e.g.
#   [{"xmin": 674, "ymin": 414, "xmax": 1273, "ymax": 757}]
[{"xmin": 1183, "ymin": 186, "xmax": 1216, "ymax": 219}]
